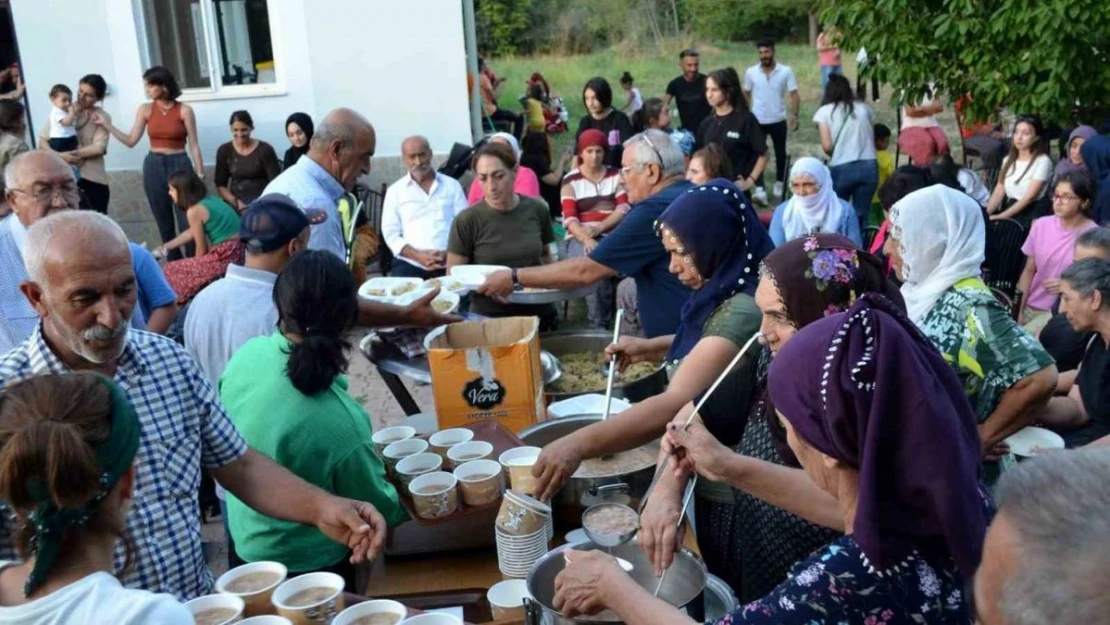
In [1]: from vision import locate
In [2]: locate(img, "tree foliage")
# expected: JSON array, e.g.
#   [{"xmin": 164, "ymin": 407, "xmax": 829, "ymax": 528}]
[
  {"xmin": 684, "ymin": 0, "xmax": 812, "ymax": 42},
  {"xmin": 819, "ymin": 0, "xmax": 1110, "ymax": 126},
  {"xmin": 475, "ymin": 0, "xmax": 534, "ymax": 57}
]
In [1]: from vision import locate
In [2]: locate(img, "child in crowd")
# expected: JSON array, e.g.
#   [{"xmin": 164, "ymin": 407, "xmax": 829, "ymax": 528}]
[
  {"xmin": 870, "ymin": 123, "xmax": 894, "ymax": 223},
  {"xmin": 620, "ymin": 72, "xmax": 642, "ymax": 116},
  {"xmin": 47, "ymin": 84, "xmax": 80, "ymax": 179}
]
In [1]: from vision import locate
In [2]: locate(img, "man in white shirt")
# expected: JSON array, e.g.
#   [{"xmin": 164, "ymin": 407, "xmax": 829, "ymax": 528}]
[
  {"xmin": 743, "ymin": 38, "xmax": 799, "ymax": 204},
  {"xmin": 381, "ymin": 136, "xmax": 468, "ymax": 278}
]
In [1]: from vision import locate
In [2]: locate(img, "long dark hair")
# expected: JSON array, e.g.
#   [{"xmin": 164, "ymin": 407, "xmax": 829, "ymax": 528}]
[
  {"xmin": 0, "ymin": 100, "xmax": 23, "ymax": 133},
  {"xmin": 274, "ymin": 250, "xmax": 358, "ymax": 396},
  {"xmin": 168, "ymin": 169, "xmax": 208, "ymax": 210},
  {"xmin": 583, "ymin": 77, "xmax": 613, "ymax": 111},
  {"xmin": 1001, "ymin": 114, "xmax": 1049, "ymax": 185},
  {"xmin": 1056, "ymin": 170, "xmax": 1095, "ymax": 217},
  {"xmin": 142, "ymin": 66, "xmax": 182, "ymax": 100},
  {"xmin": 520, "ymin": 131, "xmax": 551, "ymax": 169},
  {"xmin": 707, "ymin": 67, "xmax": 746, "ymax": 112},
  {"xmin": 821, "ymin": 74, "xmax": 856, "ymax": 116},
  {"xmin": 633, "ymin": 97, "xmax": 667, "ymax": 133},
  {"xmin": 79, "ymin": 74, "xmax": 108, "ymax": 101}
]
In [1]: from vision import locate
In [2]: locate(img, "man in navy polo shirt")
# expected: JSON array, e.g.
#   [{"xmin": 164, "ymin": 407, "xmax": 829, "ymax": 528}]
[{"xmin": 479, "ymin": 129, "xmax": 693, "ymax": 338}]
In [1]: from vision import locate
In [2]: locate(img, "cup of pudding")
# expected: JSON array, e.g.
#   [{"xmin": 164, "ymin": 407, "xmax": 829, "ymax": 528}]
[
  {"xmin": 408, "ymin": 471, "xmax": 459, "ymax": 520},
  {"xmin": 271, "ymin": 572, "xmax": 345, "ymax": 625},
  {"xmin": 382, "ymin": 438, "xmax": 429, "ymax": 476},
  {"xmin": 429, "ymin": 429, "xmax": 474, "ymax": 459},
  {"xmin": 216, "ymin": 561, "xmax": 288, "ymax": 617},
  {"xmin": 487, "ymin": 579, "xmax": 531, "ymax": 621},
  {"xmin": 453, "ymin": 459, "xmax": 503, "ymax": 506},
  {"xmin": 333, "ymin": 599, "xmax": 408, "ymax": 625},
  {"xmin": 186, "ymin": 593, "xmax": 245, "ymax": 625},
  {"xmin": 445, "ymin": 441, "xmax": 494, "ymax": 469},
  {"xmin": 498, "ymin": 447, "xmax": 541, "ymax": 496},
  {"xmin": 372, "ymin": 426, "xmax": 416, "ymax": 456},
  {"xmin": 395, "ymin": 452, "xmax": 443, "ymax": 488}
]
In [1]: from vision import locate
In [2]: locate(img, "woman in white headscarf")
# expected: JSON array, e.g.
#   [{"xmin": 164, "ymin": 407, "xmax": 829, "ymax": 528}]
[
  {"xmin": 769, "ymin": 157, "xmax": 861, "ymax": 247},
  {"xmin": 883, "ymin": 184, "xmax": 1057, "ymax": 482},
  {"xmin": 467, "ymin": 132, "xmax": 542, "ymax": 204}
]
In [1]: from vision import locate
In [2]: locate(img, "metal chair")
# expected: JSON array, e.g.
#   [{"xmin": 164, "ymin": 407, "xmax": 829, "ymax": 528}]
[
  {"xmin": 983, "ymin": 217, "xmax": 1027, "ymax": 299},
  {"xmin": 345, "ymin": 182, "xmax": 391, "ymax": 277}
]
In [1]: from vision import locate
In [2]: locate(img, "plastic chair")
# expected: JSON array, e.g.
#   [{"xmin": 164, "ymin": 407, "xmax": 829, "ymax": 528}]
[
  {"xmin": 862, "ymin": 225, "xmax": 880, "ymax": 250},
  {"xmin": 983, "ymin": 218, "xmax": 1027, "ymax": 299}
]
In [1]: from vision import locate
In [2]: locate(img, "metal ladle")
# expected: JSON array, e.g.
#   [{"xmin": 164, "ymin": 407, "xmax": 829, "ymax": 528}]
[
  {"xmin": 601, "ymin": 308, "xmax": 626, "ymax": 422},
  {"xmin": 580, "ymin": 501, "xmax": 640, "ymax": 548}
]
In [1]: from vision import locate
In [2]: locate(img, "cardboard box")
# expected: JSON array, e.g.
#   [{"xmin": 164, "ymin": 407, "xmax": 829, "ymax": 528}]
[{"xmin": 424, "ymin": 317, "xmax": 545, "ymax": 434}]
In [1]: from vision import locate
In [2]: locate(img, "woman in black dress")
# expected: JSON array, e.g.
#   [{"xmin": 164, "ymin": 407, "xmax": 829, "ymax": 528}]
[
  {"xmin": 576, "ymin": 77, "xmax": 634, "ymax": 169},
  {"xmin": 695, "ymin": 67, "xmax": 768, "ymax": 195}
]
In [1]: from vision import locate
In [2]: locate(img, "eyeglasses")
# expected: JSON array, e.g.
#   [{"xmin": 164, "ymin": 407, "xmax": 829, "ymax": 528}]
[
  {"xmin": 10, "ymin": 183, "xmax": 80, "ymax": 206},
  {"xmin": 1053, "ymin": 193, "xmax": 1080, "ymax": 202},
  {"xmin": 640, "ymin": 133, "xmax": 664, "ymax": 165}
]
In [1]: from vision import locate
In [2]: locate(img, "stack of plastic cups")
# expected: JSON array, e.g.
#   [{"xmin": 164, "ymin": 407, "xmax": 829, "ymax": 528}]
[{"xmin": 495, "ymin": 490, "xmax": 552, "ymax": 578}]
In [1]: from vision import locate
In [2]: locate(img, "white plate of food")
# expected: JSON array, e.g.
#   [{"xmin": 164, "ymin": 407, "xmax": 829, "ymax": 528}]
[
  {"xmin": 423, "ymin": 276, "xmax": 469, "ymax": 295},
  {"xmin": 431, "ymin": 290, "xmax": 460, "ymax": 315},
  {"xmin": 1004, "ymin": 426, "xmax": 1065, "ymax": 457},
  {"xmin": 358, "ymin": 277, "xmax": 428, "ymax": 302},
  {"xmin": 449, "ymin": 265, "xmax": 510, "ymax": 289}
]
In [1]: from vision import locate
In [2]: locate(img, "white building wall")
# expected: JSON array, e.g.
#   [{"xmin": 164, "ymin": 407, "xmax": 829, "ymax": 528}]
[{"xmin": 12, "ymin": 0, "xmax": 473, "ymax": 172}]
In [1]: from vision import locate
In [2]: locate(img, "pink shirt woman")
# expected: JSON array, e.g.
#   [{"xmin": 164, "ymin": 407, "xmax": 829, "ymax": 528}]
[{"xmin": 467, "ymin": 133, "xmax": 541, "ymax": 203}]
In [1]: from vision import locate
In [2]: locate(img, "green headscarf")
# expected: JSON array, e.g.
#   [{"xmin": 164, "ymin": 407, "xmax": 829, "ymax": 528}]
[{"xmin": 22, "ymin": 375, "xmax": 140, "ymax": 596}]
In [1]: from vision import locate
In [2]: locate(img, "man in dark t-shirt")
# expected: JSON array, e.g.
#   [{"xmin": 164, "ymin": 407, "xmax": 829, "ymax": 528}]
[
  {"xmin": 664, "ymin": 49, "xmax": 712, "ymax": 133},
  {"xmin": 477, "ymin": 130, "xmax": 694, "ymax": 338}
]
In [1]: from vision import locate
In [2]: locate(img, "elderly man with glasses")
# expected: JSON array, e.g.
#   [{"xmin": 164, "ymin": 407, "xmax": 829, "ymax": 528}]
[
  {"xmin": 0, "ymin": 151, "xmax": 177, "ymax": 352},
  {"xmin": 479, "ymin": 129, "xmax": 694, "ymax": 338}
]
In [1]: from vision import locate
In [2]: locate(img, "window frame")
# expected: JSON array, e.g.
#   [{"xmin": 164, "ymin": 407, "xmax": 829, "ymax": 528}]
[{"xmin": 134, "ymin": 0, "xmax": 286, "ymax": 102}]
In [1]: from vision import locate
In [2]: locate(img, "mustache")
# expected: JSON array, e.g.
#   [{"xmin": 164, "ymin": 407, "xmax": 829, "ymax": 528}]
[{"xmin": 82, "ymin": 323, "xmax": 127, "ymax": 342}]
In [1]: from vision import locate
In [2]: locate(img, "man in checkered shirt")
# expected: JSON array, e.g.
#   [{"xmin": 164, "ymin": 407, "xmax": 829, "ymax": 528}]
[{"xmin": 0, "ymin": 210, "xmax": 389, "ymax": 600}]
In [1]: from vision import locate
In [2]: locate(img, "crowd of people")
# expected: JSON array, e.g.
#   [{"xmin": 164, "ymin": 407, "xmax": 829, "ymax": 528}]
[{"xmin": 0, "ymin": 39, "xmax": 1107, "ymax": 625}]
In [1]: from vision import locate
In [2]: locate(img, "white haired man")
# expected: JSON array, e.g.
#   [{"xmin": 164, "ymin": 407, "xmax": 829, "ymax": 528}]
[{"xmin": 479, "ymin": 129, "xmax": 694, "ymax": 339}]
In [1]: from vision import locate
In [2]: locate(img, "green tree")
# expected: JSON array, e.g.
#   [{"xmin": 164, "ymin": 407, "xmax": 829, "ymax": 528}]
[
  {"xmin": 819, "ymin": 0, "xmax": 1110, "ymax": 126},
  {"xmin": 476, "ymin": 0, "xmax": 534, "ymax": 56}
]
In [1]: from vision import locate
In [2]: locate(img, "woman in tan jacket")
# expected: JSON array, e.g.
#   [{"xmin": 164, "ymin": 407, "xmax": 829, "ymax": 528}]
[{"xmin": 38, "ymin": 74, "xmax": 112, "ymax": 214}]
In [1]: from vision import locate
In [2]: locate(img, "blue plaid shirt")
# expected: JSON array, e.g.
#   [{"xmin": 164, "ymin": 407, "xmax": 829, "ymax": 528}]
[{"xmin": 0, "ymin": 325, "xmax": 248, "ymax": 600}]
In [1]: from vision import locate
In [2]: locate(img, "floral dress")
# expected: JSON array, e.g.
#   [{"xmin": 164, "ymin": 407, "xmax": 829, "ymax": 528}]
[
  {"xmin": 916, "ymin": 278, "xmax": 1055, "ymax": 480},
  {"xmin": 708, "ymin": 536, "xmax": 971, "ymax": 625}
]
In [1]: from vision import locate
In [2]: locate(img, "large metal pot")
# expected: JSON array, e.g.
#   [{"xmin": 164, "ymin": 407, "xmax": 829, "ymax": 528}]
[
  {"xmin": 541, "ymin": 331, "xmax": 667, "ymax": 403},
  {"xmin": 517, "ymin": 415, "xmax": 657, "ymax": 527},
  {"xmin": 525, "ymin": 540, "xmax": 707, "ymax": 625}
]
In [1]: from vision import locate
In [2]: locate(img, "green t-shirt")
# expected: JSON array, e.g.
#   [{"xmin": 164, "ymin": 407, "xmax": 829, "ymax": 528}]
[
  {"xmin": 200, "ymin": 195, "xmax": 241, "ymax": 245},
  {"xmin": 219, "ymin": 332, "xmax": 408, "ymax": 570},
  {"xmin": 703, "ymin": 292, "xmax": 762, "ymax": 347},
  {"xmin": 448, "ymin": 195, "xmax": 555, "ymax": 317}
]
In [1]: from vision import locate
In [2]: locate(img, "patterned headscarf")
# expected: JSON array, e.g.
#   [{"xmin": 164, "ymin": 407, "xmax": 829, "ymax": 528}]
[
  {"xmin": 760, "ymin": 233, "xmax": 905, "ymax": 327},
  {"xmin": 657, "ymin": 178, "xmax": 774, "ymax": 361},
  {"xmin": 768, "ymin": 294, "xmax": 987, "ymax": 577}
]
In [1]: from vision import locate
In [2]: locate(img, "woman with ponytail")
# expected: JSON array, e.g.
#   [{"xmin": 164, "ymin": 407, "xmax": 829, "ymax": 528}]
[
  {"xmin": 219, "ymin": 250, "xmax": 407, "ymax": 590},
  {"xmin": 0, "ymin": 373, "xmax": 190, "ymax": 623}
]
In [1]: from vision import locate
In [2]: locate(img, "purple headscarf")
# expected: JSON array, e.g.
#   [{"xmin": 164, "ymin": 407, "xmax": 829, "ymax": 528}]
[
  {"xmin": 767, "ymin": 294, "xmax": 986, "ymax": 576},
  {"xmin": 1055, "ymin": 125, "xmax": 1099, "ymax": 178},
  {"xmin": 657, "ymin": 178, "xmax": 773, "ymax": 361}
]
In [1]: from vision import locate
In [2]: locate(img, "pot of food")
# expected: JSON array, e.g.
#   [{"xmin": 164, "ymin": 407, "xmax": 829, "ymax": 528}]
[
  {"xmin": 517, "ymin": 416, "xmax": 657, "ymax": 527},
  {"xmin": 541, "ymin": 331, "xmax": 667, "ymax": 403},
  {"xmin": 525, "ymin": 540, "xmax": 707, "ymax": 625}
]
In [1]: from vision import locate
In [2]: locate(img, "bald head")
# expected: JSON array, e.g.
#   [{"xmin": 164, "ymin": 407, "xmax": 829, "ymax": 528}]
[
  {"xmin": 25, "ymin": 211, "xmax": 129, "ymax": 285},
  {"xmin": 308, "ymin": 108, "xmax": 376, "ymax": 190},
  {"xmin": 5, "ymin": 152, "xmax": 78, "ymax": 227}
]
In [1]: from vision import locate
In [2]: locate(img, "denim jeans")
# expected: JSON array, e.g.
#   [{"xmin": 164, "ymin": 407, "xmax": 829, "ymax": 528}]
[
  {"xmin": 830, "ymin": 159, "xmax": 879, "ymax": 226},
  {"xmin": 389, "ymin": 260, "xmax": 445, "ymax": 279},
  {"xmin": 820, "ymin": 65, "xmax": 843, "ymax": 89}
]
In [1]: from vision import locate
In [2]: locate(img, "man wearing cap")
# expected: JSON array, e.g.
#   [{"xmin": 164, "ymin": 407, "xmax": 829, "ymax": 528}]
[{"xmin": 184, "ymin": 194, "xmax": 325, "ymax": 383}]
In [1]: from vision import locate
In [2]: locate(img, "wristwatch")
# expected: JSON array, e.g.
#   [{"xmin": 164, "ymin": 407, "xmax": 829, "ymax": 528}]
[{"xmin": 511, "ymin": 268, "xmax": 524, "ymax": 291}]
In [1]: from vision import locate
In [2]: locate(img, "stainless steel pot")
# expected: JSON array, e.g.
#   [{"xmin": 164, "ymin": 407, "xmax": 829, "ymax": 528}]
[
  {"xmin": 525, "ymin": 540, "xmax": 707, "ymax": 625},
  {"xmin": 517, "ymin": 415, "xmax": 657, "ymax": 527},
  {"xmin": 541, "ymin": 331, "xmax": 667, "ymax": 403}
]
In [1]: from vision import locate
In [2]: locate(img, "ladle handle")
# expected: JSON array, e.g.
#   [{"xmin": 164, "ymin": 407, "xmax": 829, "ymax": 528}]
[
  {"xmin": 602, "ymin": 308, "xmax": 625, "ymax": 421},
  {"xmin": 652, "ymin": 477, "xmax": 696, "ymax": 598},
  {"xmin": 682, "ymin": 331, "xmax": 763, "ymax": 430}
]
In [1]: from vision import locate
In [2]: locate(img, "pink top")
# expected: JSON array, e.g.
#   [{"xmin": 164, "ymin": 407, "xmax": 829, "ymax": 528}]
[
  {"xmin": 1021, "ymin": 215, "xmax": 1098, "ymax": 310},
  {"xmin": 817, "ymin": 33, "xmax": 841, "ymax": 67},
  {"xmin": 467, "ymin": 165, "xmax": 542, "ymax": 204}
]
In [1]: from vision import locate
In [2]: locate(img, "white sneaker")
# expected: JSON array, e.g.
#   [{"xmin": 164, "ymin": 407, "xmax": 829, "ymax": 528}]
[
  {"xmin": 751, "ymin": 186, "xmax": 769, "ymax": 206},
  {"xmin": 773, "ymin": 181, "xmax": 784, "ymax": 200}
]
